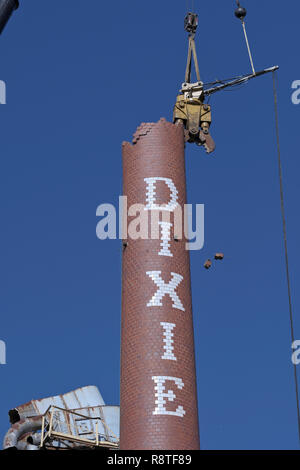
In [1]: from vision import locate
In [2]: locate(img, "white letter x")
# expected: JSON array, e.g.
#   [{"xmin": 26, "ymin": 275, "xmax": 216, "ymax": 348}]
[{"xmin": 146, "ymin": 271, "xmax": 185, "ymax": 311}]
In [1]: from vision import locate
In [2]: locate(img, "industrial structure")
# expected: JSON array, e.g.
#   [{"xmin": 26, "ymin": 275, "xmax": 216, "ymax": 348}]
[
  {"xmin": 119, "ymin": 4, "xmax": 278, "ymax": 450},
  {"xmin": 3, "ymin": 1, "xmax": 294, "ymax": 451},
  {"xmin": 120, "ymin": 118, "xmax": 200, "ymax": 449},
  {"xmin": 3, "ymin": 386, "xmax": 119, "ymax": 450}
]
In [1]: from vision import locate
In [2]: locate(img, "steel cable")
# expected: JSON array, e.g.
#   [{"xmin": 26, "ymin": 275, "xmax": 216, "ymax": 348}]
[{"xmin": 273, "ymin": 71, "xmax": 300, "ymax": 447}]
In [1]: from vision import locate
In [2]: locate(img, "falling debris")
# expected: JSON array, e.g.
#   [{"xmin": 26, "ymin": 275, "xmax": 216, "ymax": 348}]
[
  {"xmin": 203, "ymin": 253, "xmax": 224, "ymax": 269},
  {"xmin": 204, "ymin": 259, "xmax": 212, "ymax": 270}
]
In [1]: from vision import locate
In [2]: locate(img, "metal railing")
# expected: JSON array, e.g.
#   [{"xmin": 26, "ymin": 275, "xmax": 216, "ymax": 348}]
[{"xmin": 40, "ymin": 406, "xmax": 119, "ymax": 449}]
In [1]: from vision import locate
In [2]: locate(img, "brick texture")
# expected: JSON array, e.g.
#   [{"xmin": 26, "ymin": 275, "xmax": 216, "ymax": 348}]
[{"xmin": 120, "ymin": 118, "xmax": 200, "ymax": 450}]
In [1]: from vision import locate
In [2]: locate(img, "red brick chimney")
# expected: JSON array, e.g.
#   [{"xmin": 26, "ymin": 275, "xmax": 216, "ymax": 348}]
[{"xmin": 120, "ymin": 118, "xmax": 200, "ymax": 450}]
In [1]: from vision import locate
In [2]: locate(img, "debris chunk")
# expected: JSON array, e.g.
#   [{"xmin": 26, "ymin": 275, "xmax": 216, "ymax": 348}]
[
  {"xmin": 204, "ymin": 259, "xmax": 212, "ymax": 270},
  {"xmin": 215, "ymin": 253, "xmax": 224, "ymax": 260}
]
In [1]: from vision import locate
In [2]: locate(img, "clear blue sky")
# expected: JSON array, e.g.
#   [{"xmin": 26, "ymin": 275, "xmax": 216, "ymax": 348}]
[{"xmin": 0, "ymin": 0, "xmax": 299, "ymax": 450}]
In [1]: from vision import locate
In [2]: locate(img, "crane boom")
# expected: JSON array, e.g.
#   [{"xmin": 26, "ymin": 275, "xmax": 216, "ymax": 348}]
[{"xmin": 204, "ymin": 66, "xmax": 279, "ymax": 97}]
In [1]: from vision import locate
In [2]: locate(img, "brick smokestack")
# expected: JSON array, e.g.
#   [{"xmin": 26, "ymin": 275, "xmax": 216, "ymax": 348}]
[{"xmin": 120, "ymin": 118, "xmax": 200, "ymax": 450}]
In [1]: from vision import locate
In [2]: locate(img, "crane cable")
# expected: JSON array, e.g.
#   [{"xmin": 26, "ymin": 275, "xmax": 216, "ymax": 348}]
[
  {"xmin": 272, "ymin": 71, "xmax": 300, "ymax": 446},
  {"xmin": 235, "ymin": 1, "xmax": 255, "ymax": 74},
  {"xmin": 235, "ymin": 1, "xmax": 300, "ymax": 442},
  {"xmin": 185, "ymin": 31, "xmax": 201, "ymax": 83},
  {"xmin": 241, "ymin": 20, "xmax": 255, "ymax": 75},
  {"xmin": 186, "ymin": 0, "xmax": 195, "ymax": 12}
]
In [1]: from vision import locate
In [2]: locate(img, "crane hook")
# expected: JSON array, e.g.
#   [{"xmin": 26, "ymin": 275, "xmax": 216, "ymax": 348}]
[{"xmin": 235, "ymin": 1, "xmax": 247, "ymax": 21}]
